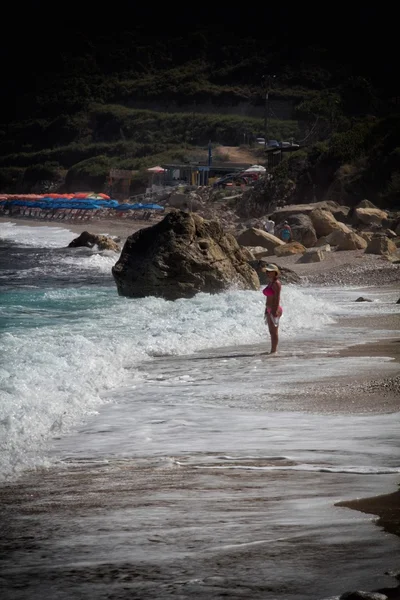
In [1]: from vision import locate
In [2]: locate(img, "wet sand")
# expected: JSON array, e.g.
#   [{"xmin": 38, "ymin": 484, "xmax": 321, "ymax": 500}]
[{"xmin": 0, "ymin": 332, "xmax": 399, "ymax": 600}]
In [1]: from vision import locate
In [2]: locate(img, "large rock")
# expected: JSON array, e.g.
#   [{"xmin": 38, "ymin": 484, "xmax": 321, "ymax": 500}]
[
  {"xmin": 274, "ymin": 241, "xmax": 306, "ymax": 257},
  {"xmin": 315, "ymin": 236, "xmax": 330, "ymax": 246},
  {"xmin": 309, "ymin": 208, "xmax": 341, "ymax": 237},
  {"xmin": 68, "ymin": 231, "xmax": 120, "ymax": 252},
  {"xmin": 271, "ymin": 202, "xmax": 350, "ymax": 226},
  {"xmin": 354, "ymin": 207, "xmax": 388, "ymax": 226},
  {"xmin": 287, "ymin": 214, "xmax": 318, "ymax": 248},
  {"xmin": 112, "ymin": 210, "xmax": 259, "ymax": 300},
  {"xmin": 356, "ymin": 199, "xmax": 379, "ymax": 209},
  {"xmin": 359, "ymin": 231, "xmax": 374, "ymax": 242},
  {"xmin": 271, "ymin": 201, "xmax": 341, "ymax": 223},
  {"xmin": 330, "ymin": 205, "xmax": 350, "ymax": 223},
  {"xmin": 365, "ymin": 233, "xmax": 398, "ymax": 256},
  {"xmin": 252, "ymin": 249, "xmax": 274, "ymax": 260},
  {"xmin": 326, "ymin": 228, "xmax": 368, "ymax": 250},
  {"xmin": 236, "ymin": 228, "xmax": 284, "ymax": 253},
  {"xmin": 239, "ymin": 246, "xmax": 255, "ymax": 261},
  {"xmin": 297, "ymin": 248, "xmax": 327, "ymax": 263}
]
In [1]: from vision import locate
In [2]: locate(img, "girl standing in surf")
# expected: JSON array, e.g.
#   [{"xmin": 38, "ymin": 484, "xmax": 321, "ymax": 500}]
[{"xmin": 261, "ymin": 263, "xmax": 283, "ymax": 354}]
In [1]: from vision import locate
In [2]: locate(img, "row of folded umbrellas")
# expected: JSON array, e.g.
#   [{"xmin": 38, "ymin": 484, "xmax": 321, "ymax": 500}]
[
  {"xmin": 0, "ymin": 194, "xmax": 164, "ymax": 211},
  {"xmin": 0, "ymin": 192, "xmax": 112, "ymax": 200}
]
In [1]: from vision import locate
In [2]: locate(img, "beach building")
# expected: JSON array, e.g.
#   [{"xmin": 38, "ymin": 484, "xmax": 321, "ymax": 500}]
[{"xmin": 162, "ymin": 161, "xmax": 253, "ymax": 187}]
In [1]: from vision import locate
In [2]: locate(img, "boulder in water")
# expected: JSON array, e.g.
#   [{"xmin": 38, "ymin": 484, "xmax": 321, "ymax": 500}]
[
  {"xmin": 68, "ymin": 231, "xmax": 120, "ymax": 252},
  {"xmin": 112, "ymin": 210, "xmax": 259, "ymax": 300}
]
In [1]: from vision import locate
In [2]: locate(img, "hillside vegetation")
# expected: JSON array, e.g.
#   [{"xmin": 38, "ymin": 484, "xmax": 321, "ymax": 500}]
[{"xmin": 2, "ymin": 16, "xmax": 399, "ymax": 207}]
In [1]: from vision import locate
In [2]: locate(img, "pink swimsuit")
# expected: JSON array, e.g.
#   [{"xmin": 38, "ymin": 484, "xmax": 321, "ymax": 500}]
[{"xmin": 263, "ymin": 283, "xmax": 283, "ymax": 325}]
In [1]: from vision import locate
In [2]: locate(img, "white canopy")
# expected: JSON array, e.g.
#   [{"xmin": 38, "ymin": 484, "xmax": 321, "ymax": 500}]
[
  {"xmin": 244, "ymin": 165, "xmax": 266, "ymax": 173},
  {"xmin": 147, "ymin": 166, "xmax": 166, "ymax": 173}
]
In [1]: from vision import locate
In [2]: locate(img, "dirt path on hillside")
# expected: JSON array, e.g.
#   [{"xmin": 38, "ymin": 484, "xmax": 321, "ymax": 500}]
[{"xmin": 215, "ymin": 145, "xmax": 261, "ymax": 163}]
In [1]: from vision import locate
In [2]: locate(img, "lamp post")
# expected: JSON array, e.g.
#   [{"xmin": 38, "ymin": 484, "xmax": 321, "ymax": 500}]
[{"xmin": 261, "ymin": 75, "xmax": 276, "ymax": 148}]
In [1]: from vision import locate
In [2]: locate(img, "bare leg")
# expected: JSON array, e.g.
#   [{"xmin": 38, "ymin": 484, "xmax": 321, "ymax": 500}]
[{"xmin": 267, "ymin": 316, "xmax": 279, "ymax": 354}]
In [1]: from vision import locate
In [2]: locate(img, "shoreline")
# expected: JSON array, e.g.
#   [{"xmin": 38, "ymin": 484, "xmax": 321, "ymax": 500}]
[
  {"xmin": 1, "ymin": 213, "xmax": 400, "ymax": 599},
  {"xmin": 2, "ymin": 213, "xmax": 399, "ymax": 288},
  {"xmin": 0, "ymin": 213, "xmax": 159, "ymax": 241}
]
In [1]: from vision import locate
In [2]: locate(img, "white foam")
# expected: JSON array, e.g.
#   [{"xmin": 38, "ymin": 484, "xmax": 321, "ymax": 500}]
[
  {"xmin": 59, "ymin": 252, "xmax": 118, "ymax": 273},
  {"xmin": 0, "ymin": 221, "xmax": 76, "ymax": 247},
  {"xmin": 1, "ymin": 223, "xmax": 398, "ymax": 481},
  {"xmin": 0, "ymin": 284, "xmax": 337, "ymax": 480}
]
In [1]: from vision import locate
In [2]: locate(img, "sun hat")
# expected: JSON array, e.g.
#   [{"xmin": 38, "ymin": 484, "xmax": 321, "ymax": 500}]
[{"xmin": 261, "ymin": 263, "xmax": 280, "ymax": 275}]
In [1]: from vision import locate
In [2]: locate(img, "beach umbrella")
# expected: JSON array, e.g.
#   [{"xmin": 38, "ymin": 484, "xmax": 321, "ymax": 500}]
[
  {"xmin": 87, "ymin": 193, "xmax": 112, "ymax": 200},
  {"xmin": 86, "ymin": 193, "xmax": 105, "ymax": 200},
  {"xmin": 141, "ymin": 203, "xmax": 164, "ymax": 210},
  {"xmin": 114, "ymin": 204, "xmax": 137, "ymax": 210},
  {"xmin": 147, "ymin": 166, "xmax": 165, "ymax": 173},
  {"xmin": 93, "ymin": 199, "xmax": 119, "ymax": 208},
  {"xmin": 73, "ymin": 192, "xmax": 92, "ymax": 199}
]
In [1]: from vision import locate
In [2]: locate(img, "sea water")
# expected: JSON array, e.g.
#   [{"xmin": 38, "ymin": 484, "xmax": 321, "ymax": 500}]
[{"xmin": 1, "ymin": 220, "xmax": 399, "ymax": 600}]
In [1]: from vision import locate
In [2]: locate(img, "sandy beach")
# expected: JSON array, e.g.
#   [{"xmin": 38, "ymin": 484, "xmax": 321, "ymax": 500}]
[{"xmin": 1, "ymin": 213, "xmax": 399, "ymax": 599}]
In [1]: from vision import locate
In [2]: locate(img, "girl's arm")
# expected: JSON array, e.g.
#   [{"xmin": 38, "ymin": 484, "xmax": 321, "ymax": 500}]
[{"xmin": 271, "ymin": 281, "xmax": 281, "ymax": 316}]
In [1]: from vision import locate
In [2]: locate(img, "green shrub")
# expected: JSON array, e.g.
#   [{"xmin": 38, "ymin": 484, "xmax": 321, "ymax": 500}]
[
  {"xmin": 65, "ymin": 155, "xmax": 111, "ymax": 191},
  {"xmin": 326, "ymin": 120, "xmax": 374, "ymax": 163},
  {"xmin": 0, "ymin": 167, "xmax": 24, "ymax": 192},
  {"xmin": 23, "ymin": 162, "xmax": 61, "ymax": 182}
]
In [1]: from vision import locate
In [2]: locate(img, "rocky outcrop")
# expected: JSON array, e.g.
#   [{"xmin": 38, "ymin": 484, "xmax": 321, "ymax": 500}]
[
  {"xmin": 112, "ymin": 210, "xmax": 259, "ymax": 300},
  {"xmin": 274, "ymin": 241, "xmax": 306, "ymax": 256},
  {"xmin": 326, "ymin": 228, "xmax": 368, "ymax": 250},
  {"xmin": 359, "ymin": 231, "xmax": 375, "ymax": 242},
  {"xmin": 297, "ymin": 248, "xmax": 327, "ymax": 263},
  {"xmin": 356, "ymin": 199, "xmax": 379, "ymax": 209},
  {"xmin": 270, "ymin": 201, "xmax": 341, "ymax": 223},
  {"xmin": 330, "ymin": 205, "xmax": 350, "ymax": 223},
  {"xmin": 354, "ymin": 207, "xmax": 388, "ymax": 226},
  {"xmin": 315, "ymin": 236, "xmax": 330, "ymax": 246},
  {"xmin": 68, "ymin": 231, "xmax": 120, "ymax": 252},
  {"xmin": 365, "ymin": 233, "xmax": 398, "ymax": 257},
  {"xmin": 236, "ymin": 228, "xmax": 284, "ymax": 254},
  {"xmin": 309, "ymin": 208, "xmax": 342, "ymax": 237},
  {"xmin": 287, "ymin": 213, "xmax": 317, "ymax": 247}
]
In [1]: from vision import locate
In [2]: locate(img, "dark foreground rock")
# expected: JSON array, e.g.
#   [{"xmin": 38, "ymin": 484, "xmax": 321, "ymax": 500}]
[{"xmin": 112, "ymin": 210, "xmax": 259, "ymax": 300}]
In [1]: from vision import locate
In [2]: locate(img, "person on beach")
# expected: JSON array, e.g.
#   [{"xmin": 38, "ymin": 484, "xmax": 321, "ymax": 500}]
[
  {"xmin": 264, "ymin": 216, "xmax": 275, "ymax": 235},
  {"xmin": 276, "ymin": 220, "xmax": 292, "ymax": 242},
  {"xmin": 261, "ymin": 263, "xmax": 282, "ymax": 354}
]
